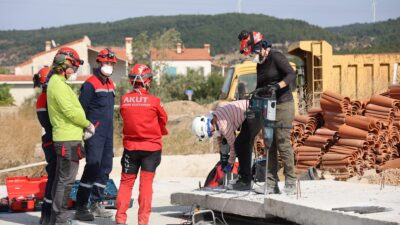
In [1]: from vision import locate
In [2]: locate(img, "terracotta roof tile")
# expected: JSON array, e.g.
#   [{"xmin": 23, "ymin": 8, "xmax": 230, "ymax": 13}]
[
  {"xmin": 0, "ymin": 75, "xmax": 32, "ymax": 81},
  {"xmin": 150, "ymin": 48, "xmax": 211, "ymax": 61},
  {"xmin": 0, "ymin": 74, "xmax": 91, "ymax": 82}
]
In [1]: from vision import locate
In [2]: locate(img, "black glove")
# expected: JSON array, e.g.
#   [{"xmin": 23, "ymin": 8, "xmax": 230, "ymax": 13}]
[{"xmin": 268, "ymin": 83, "xmax": 280, "ymax": 92}]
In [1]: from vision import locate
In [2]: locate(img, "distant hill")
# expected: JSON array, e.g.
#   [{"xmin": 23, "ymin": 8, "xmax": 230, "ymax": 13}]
[
  {"xmin": 0, "ymin": 13, "xmax": 398, "ymax": 67},
  {"xmin": 327, "ymin": 17, "xmax": 400, "ymax": 53}
]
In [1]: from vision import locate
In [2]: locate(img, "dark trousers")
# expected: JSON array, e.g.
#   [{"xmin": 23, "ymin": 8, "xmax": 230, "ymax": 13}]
[
  {"xmin": 235, "ymin": 101, "xmax": 296, "ymax": 185},
  {"xmin": 76, "ymin": 134, "xmax": 113, "ymax": 207},
  {"xmin": 51, "ymin": 141, "xmax": 81, "ymax": 223},
  {"xmin": 41, "ymin": 135, "xmax": 57, "ymax": 218}
]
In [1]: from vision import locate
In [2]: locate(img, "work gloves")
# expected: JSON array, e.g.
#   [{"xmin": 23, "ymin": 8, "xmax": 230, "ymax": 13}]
[
  {"xmin": 83, "ymin": 123, "xmax": 96, "ymax": 140},
  {"xmin": 267, "ymin": 83, "xmax": 280, "ymax": 92}
]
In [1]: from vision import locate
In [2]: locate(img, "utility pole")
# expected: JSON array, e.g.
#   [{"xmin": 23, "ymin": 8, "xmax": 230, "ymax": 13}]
[
  {"xmin": 372, "ymin": 0, "xmax": 376, "ymax": 23},
  {"xmin": 237, "ymin": 0, "xmax": 242, "ymax": 13}
]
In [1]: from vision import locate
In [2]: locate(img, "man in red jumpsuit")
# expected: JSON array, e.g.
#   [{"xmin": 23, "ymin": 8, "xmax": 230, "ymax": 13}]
[{"xmin": 115, "ymin": 64, "xmax": 168, "ymax": 225}]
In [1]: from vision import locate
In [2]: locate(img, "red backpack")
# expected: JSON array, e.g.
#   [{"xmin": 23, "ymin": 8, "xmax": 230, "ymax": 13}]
[{"xmin": 204, "ymin": 162, "xmax": 239, "ymax": 187}]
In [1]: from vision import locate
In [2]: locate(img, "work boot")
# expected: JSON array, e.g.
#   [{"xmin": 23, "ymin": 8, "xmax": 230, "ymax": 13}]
[
  {"xmin": 283, "ymin": 184, "xmax": 296, "ymax": 195},
  {"xmin": 227, "ymin": 179, "xmax": 251, "ymax": 191},
  {"xmin": 41, "ymin": 216, "xmax": 51, "ymax": 225},
  {"xmin": 254, "ymin": 184, "xmax": 281, "ymax": 195},
  {"xmin": 90, "ymin": 202, "xmax": 113, "ymax": 218},
  {"xmin": 75, "ymin": 205, "xmax": 94, "ymax": 221},
  {"xmin": 55, "ymin": 219, "xmax": 79, "ymax": 225}
]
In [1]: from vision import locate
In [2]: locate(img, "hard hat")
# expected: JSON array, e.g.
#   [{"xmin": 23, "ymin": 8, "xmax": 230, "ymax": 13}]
[
  {"xmin": 96, "ymin": 48, "xmax": 117, "ymax": 63},
  {"xmin": 56, "ymin": 47, "xmax": 84, "ymax": 68},
  {"xmin": 191, "ymin": 113, "xmax": 213, "ymax": 141},
  {"xmin": 238, "ymin": 30, "xmax": 264, "ymax": 56},
  {"xmin": 128, "ymin": 64, "xmax": 153, "ymax": 85},
  {"xmin": 33, "ymin": 66, "xmax": 50, "ymax": 87}
]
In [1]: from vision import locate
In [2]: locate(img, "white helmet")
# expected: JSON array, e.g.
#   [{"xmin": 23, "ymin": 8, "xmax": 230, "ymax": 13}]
[{"xmin": 192, "ymin": 113, "xmax": 213, "ymax": 141}]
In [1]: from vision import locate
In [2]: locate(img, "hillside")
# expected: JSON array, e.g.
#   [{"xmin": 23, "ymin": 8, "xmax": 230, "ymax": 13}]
[
  {"xmin": 0, "ymin": 13, "xmax": 398, "ymax": 67},
  {"xmin": 327, "ymin": 17, "xmax": 400, "ymax": 53}
]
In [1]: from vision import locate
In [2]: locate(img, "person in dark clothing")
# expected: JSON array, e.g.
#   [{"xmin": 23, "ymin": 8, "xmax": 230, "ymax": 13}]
[
  {"xmin": 75, "ymin": 48, "xmax": 117, "ymax": 221},
  {"xmin": 33, "ymin": 66, "xmax": 57, "ymax": 225},
  {"xmin": 232, "ymin": 30, "xmax": 296, "ymax": 194}
]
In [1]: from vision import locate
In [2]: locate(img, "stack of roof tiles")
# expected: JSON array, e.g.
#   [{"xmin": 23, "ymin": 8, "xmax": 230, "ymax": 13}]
[{"xmin": 291, "ymin": 89, "xmax": 400, "ymax": 180}]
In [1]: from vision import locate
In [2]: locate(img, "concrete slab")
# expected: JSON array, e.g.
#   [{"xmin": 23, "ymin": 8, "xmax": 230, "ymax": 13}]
[
  {"xmin": 171, "ymin": 180, "xmax": 400, "ymax": 225},
  {"xmin": 265, "ymin": 180, "xmax": 400, "ymax": 225},
  {"xmin": 171, "ymin": 187, "xmax": 270, "ymax": 218}
]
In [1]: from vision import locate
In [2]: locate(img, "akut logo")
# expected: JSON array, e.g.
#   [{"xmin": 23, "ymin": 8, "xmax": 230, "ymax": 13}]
[{"xmin": 123, "ymin": 96, "xmax": 148, "ymax": 104}]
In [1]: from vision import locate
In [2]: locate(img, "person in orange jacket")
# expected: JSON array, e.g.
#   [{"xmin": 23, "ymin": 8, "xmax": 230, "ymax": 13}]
[
  {"xmin": 115, "ymin": 64, "xmax": 168, "ymax": 225},
  {"xmin": 33, "ymin": 66, "xmax": 56, "ymax": 225}
]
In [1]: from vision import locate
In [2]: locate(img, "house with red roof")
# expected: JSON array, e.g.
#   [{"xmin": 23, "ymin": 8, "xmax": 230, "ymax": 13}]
[
  {"xmin": 150, "ymin": 43, "xmax": 212, "ymax": 82},
  {"xmin": 2, "ymin": 36, "xmax": 134, "ymax": 105}
]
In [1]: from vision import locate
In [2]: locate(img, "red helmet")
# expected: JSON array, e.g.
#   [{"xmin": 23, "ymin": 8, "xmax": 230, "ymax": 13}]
[
  {"xmin": 96, "ymin": 48, "xmax": 117, "ymax": 63},
  {"xmin": 56, "ymin": 47, "xmax": 84, "ymax": 67},
  {"xmin": 33, "ymin": 66, "xmax": 50, "ymax": 87},
  {"xmin": 128, "ymin": 64, "xmax": 153, "ymax": 85},
  {"xmin": 238, "ymin": 31, "xmax": 264, "ymax": 56}
]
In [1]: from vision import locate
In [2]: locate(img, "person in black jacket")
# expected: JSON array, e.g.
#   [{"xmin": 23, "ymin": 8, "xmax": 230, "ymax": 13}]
[{"xmin": 231, "ymin": 30, "xmax": 296, "ymax": 194}]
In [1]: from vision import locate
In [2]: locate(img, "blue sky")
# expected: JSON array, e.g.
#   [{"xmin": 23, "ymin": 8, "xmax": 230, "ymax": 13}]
[{"xmin": 0, "ymin": 0, "xmax": 399, "ymax": 30}]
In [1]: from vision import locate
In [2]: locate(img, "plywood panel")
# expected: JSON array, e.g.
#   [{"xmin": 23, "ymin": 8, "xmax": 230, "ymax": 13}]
[{"xmin": 342, "ymin": 65, "xmax": 357, "ymax": 99}]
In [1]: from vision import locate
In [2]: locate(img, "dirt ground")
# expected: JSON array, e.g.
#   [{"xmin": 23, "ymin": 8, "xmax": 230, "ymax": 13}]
[{"xmin": 0, "ymin": 100, "xmax": 216, "ymax": 183}]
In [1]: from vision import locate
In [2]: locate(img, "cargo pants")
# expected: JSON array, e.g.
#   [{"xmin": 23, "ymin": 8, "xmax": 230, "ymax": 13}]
[
  {"xmin": 50, "ymin": 141, "xmax": 84, "ymax": 223},
  {"xmin": 266, "ymin": 101, "xmax": 296, "ymax": 187}
]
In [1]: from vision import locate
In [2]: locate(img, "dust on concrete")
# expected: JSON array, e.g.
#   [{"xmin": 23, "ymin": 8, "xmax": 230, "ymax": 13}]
[{"xmin": 348, "ymin": 169, "xmax": 400, "ymax": 186}]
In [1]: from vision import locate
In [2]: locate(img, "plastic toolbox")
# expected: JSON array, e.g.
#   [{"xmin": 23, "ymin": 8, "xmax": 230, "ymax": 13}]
[
  {"xmin": 6, "ymin": 176, "xmax": 48, "ymax": 212},
  {"xmin": 69, "ymin": 179, "xmax": 133, "ymax": 209}
]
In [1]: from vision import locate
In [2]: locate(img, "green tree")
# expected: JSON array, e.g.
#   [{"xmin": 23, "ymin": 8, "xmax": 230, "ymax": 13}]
[
  {"xmin": 151, "ymin": 69, "xmax": 224, "ymax": 104},
  {"xmin": 0, "ymin": 83, "xmax": 14, "ymax": 106},
  {"xmin": 131, "ymin": 32, "xmax": 151, "ymax": 65},
  {"xmin": 0, "ymin": 67, "xmax": 10, "ymax": 74}
]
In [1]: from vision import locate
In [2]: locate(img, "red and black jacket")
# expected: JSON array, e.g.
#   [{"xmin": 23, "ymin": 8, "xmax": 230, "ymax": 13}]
[
  {"xmin": 120, "ymin": 88, "xmax": 168, "ymax": 151},
  {"xmin": 36, "ymin": 92, "xmax": 53, "ymax": 144}
]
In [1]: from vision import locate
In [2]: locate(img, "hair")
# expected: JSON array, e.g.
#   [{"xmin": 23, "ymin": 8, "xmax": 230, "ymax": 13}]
[{"xmin": 52, "ymin": 65, "xmax": 64, "ymax": 75}]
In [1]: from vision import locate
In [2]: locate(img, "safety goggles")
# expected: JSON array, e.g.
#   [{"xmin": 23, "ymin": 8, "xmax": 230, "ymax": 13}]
[
  {"xmin": 61, "ymin": 51, "xmax": 84, "ymax": 66},
  {"xmin": 98, "ymin": 49, "xmax": 116, "ymax": 60},
  {"xmin": 128, "ymin": 73, "xmax": 153, "ymax": 80}
]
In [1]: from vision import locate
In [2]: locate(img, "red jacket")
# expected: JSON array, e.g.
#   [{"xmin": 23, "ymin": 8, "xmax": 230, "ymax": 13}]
[{"xmin": 120, "ymin": 88, "xmax": 168, "ymax": 151}]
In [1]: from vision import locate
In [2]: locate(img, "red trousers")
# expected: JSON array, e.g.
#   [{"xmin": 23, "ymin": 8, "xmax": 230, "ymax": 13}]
[{"xmin": 116, "ymin": 171, "xmax": 155, "ymax": 225}]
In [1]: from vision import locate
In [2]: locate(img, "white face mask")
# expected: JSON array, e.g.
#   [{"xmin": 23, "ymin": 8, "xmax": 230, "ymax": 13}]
[
  {"xmin": 67, "ymin": 73, "xmax": 77, "ymax": 81},
  {"xmin": 101, "ymin": 65, "xmax": 113, "ymax": 76}
]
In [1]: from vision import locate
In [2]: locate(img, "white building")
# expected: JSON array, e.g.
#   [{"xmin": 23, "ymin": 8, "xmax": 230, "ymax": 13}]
[
  {"xmin": 150, "ymin": 43, "xmax": 212, "ymax": 81},
  {"xmin": 3, "ymin": 36, "xmax": 134, "ymax": 106}
]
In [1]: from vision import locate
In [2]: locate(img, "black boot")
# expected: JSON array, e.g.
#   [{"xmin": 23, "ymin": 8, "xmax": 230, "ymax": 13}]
[{"xmin": 74, "ymin": 205, "xmax": 94, "ymax": 221}]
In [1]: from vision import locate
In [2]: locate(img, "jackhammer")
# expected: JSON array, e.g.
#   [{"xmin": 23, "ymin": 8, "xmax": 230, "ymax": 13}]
[{"xmin": 247, "ymin": 85, "xmax": 276, "ymax": 195}]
